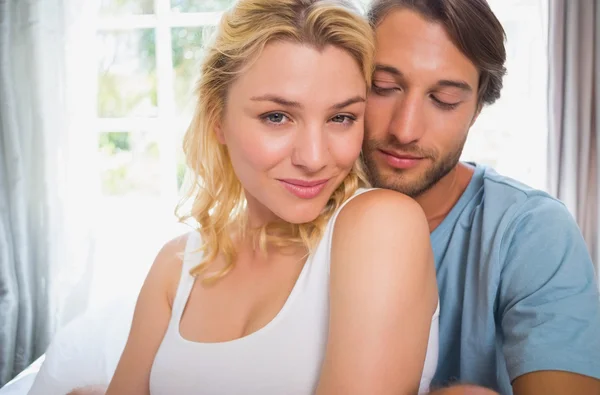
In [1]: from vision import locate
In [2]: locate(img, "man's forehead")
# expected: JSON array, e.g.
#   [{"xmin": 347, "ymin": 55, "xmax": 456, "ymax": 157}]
[
  {"xmin": 375, "ymin": 9, "xmax": 452, "ymax": 43},
  {"xmin": 373, "ymin": 9, "xmax": 479, "ymax": 86}
]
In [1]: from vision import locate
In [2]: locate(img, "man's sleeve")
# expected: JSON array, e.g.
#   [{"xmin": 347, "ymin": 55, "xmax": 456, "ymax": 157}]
[{"xmin": 498, "ymin": 196, "xmax": 600, "ymax": 382}]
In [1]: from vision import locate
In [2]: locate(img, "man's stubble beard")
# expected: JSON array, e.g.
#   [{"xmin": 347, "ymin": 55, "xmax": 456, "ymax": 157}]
[{"xmin": 362, "ymin": 135, "xmax": 467, "ymax": 198}]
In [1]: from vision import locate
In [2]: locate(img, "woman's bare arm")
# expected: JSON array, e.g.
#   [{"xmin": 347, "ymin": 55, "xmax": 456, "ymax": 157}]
[
  {"xmin": 316, "ymin": 189, "xmax": 438, "ymax": 395},
  {"xmin": 101, "ymin": 235, "xmax": 187, "ymax": 395}
]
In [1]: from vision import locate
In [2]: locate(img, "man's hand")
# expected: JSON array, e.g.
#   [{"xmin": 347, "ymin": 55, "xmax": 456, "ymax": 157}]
[
  {"xmin": 429, "ymin": 384, "xmax": 499, "ymax": 395},
  {"xmin": 66, "ymin": 385, "xmax": 107, "ymax": 395},
  {"xmin": 512, "ymin": 371, "xmax": 600, "ymax": 395}
]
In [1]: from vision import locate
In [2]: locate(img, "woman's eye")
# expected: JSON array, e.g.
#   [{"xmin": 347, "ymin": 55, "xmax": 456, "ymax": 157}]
[
  {"xmin": 329, "ymin": 114, "xmax": 356, "ymax": 126},
  {"xmin": 262, "ymin": 112, "xmax": 289, "ymax": 125},
  {"xmin": 331, "ymin": 115, "xmax": 348, "ymax": 123}
]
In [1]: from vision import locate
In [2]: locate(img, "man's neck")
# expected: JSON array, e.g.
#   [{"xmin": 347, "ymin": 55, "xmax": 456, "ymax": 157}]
[{"xmin": 415, "ymin": 162, "xmax": 475, "ymax": 232}]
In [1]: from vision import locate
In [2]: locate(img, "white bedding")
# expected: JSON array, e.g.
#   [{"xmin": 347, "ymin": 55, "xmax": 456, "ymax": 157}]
[
  {"xmin": 0, "ymin": 298, "xmax": 136, "ymax": 395},
  {"xmin": 0, "ymin": 356, "xmax": 44, "ymax": 395}
]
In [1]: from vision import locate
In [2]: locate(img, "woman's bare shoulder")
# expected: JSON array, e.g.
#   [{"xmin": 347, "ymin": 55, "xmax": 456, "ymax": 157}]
[
  {"xmin": 149, "ymin": 231, "xmax": 196, "ymax": 307},
  {"xmin": 331, "ymin": 188, "xmax": 432, "ymax": 275},
  {"xmin": 336, "ymin": 189, "xmax": 428, "ymax": 232}
]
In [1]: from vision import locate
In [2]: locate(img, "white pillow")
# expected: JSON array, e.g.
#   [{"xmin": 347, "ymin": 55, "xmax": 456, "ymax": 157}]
[
  {"xmin": 0, "ymin": 356, "xmax": 44, "ymax": 395},
  {"xmin": 27, "ymin": 297, "xmax": 136, "ymax": 395}
]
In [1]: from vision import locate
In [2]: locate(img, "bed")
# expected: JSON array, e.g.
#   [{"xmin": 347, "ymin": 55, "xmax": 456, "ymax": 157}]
[
  {"xmin": 0, "ymin": 298, "xmax": 135, "ymax": 395},
  {"xmin": 0, "ymin": 357, "xmax": 44, "ymax": 395}
]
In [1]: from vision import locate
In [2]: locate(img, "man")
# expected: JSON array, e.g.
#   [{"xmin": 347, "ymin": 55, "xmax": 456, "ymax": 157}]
[{"xmin": 362, "ymin": 0, "xmax": 600, "ymax": 394}]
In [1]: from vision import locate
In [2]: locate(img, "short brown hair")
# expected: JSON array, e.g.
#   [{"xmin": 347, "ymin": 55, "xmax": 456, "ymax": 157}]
[{"xmin": 368, "ymin": 0, "xmax": 506, "ymax": 105}]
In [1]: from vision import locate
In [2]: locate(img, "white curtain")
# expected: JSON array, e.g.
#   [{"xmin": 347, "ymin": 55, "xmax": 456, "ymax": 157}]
[
  {"xmin": 547, "ymin": 0, "xmax": 599, "ymax": 276},
  {"xmin": 0, "ymin": 0, "xmax": 98, "ymax": 385}
]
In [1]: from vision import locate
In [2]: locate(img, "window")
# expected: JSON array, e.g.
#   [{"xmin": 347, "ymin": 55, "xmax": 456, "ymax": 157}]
[
  {"xmin": 91, "ymin": 0, "xmax": 236, "ymax": 307},
  {"xmin": 91, "ymin": 0, "xmax": 549, "ymax": 306},
  {"xmin": 461, "ymin": 0, "xmax": 549, "ymax": 190}
]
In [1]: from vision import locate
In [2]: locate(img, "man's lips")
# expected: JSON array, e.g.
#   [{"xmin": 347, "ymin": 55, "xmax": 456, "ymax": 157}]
[{"xmin": 378, "ymin": 149, "xmax": 425, "ymax": 170}]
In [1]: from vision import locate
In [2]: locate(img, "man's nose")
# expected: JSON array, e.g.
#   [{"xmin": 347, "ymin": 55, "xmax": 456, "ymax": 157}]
[{"xmin": 388, "ymin": 93, "xmax": 426, "ymax": 144}]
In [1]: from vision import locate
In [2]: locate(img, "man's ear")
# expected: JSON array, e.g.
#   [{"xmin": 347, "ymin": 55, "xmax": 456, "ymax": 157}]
[{"xmin": 470, "ymin": 102, "xmax": 483, "ymax": 127}]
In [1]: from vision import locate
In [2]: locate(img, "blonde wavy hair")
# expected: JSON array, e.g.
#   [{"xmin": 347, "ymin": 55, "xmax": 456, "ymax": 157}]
[{"xmin": 177, "ymin": 0, "xmax": 375, "ymax": 282}]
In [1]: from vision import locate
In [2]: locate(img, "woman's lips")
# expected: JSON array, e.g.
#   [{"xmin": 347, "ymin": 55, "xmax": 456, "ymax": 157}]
[{"xmin": 278, "ymin": 178, "xmax": 330, "ymax": 199}]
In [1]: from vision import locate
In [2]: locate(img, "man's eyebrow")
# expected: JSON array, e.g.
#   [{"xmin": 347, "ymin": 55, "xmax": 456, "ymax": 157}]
[
  {"xmin": 250, "ymin": 95, "xmax": 302, "ymax": 108},
  {"xmin": 374, "ymin": 64, "xmax": 403, "ymax": 77},
  {"xmin": 437, "ymin": 79, "xmax": 473, "ymax": 92},
  {"xmin": 250, "ymin": 95, "xmax": 366, "ymax": 110},
  {"xmin": 375, "ymin": 64, "xmax": 474, "ymax": 93}
]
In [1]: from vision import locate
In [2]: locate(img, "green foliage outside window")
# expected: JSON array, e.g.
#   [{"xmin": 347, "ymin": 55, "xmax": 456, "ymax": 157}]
[{"xmin": 97, "ymin": 1, "xmax": 236, "ymax": 196}]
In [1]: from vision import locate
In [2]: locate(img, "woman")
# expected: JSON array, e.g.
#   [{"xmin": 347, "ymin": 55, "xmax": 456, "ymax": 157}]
[{"xmin": 101, "ymin": 0, "xmax": 439, "ymax": 393}]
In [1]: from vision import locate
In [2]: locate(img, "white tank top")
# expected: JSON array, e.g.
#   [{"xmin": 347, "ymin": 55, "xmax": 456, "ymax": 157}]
[{"xmin": 150, "ymin": 188, "xmax": 439, "ymax": 394}]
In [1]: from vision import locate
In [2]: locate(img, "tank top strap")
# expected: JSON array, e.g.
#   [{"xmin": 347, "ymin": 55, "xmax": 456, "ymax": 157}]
[
  {"xmin": 308, "ymin": 188, "xmax": 380, "ymax": 276},
  {"xmin": 170, "ymin": 230, "xmax": 204, "ymax": 323},
  {"xmin": 329, "ymin": 187, "xmax": 380, "ymax": 228},
  {"xmin": 323, "ymin": 188, "xmax": 380, "ymax": 237}
]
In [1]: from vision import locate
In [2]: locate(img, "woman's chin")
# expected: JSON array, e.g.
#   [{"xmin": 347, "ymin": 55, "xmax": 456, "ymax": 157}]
[{"xmin": 277, "ymin": 205, "xmax": 324, "ymax": 225}]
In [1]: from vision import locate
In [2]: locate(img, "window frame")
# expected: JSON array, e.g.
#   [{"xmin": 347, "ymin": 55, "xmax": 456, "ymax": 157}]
[
  {"xmin": 95, "ymin": 0, "xmax": 549, "ymax": 197},
  {"xmin": 96, "ymin": 0, "xmax": 225, "ymax": 203}
]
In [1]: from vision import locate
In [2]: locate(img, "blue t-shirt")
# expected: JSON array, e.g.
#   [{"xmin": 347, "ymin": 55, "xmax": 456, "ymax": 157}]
[{"xmin": 431, "ymin": 163, "xmax": 600, "ymax": 394}]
